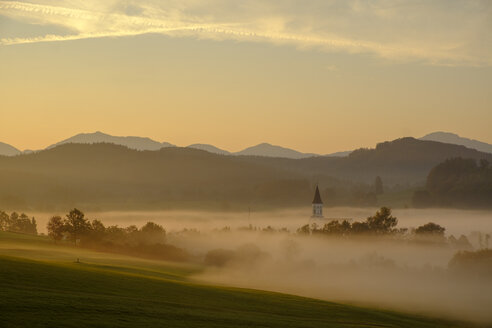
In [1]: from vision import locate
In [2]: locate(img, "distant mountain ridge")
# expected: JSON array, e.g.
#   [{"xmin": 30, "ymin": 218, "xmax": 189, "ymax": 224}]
[
  {"xmin": 234, "ymin": 143, "xmax": 318, "ymax": 159},
  {"xmin": 1, "ymin": 132, "xmax": 325, "ymax": 158},
  {"xmin": 47, "ymin": 131, "xmax": 175, "ymax": 151},
  {"xmin": 325, "ymin": 150, "xmax": 352, "ymax": 157},
  {"xmin": 0, "ymin": 142, "xmax": 20, "ymax": 156},
  {"xmin": 420, "ymin": 132, "xmax": 492, "ymax": 154},
  {"xmin": 245, "ymin": 137, "xmax": 492, "ymax": 185},
  {"xmin": 187, "ymin": 144, "xmax": 230, "ymax": 155},
  {"xmin": 46, "ymin": 132, "xmax": 324, "ymax": 159},
  {"xmin": 3, "ymin": 130, "xmax": 491, "ymax": 159}
]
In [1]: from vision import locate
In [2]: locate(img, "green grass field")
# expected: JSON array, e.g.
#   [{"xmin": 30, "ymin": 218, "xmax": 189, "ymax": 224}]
[{"xmin": 0, "ymin": 231, "xmax": 475, "ymax": 327}]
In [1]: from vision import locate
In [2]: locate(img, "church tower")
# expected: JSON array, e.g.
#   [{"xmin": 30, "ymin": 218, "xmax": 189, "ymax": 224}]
[{"xmin": 311, "ymin": 185, "xmax": 323, "ymax": 218}]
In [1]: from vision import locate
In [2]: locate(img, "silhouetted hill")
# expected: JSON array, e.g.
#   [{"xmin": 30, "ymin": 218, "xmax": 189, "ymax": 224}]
[
  {"xmin": 0, "ymin": 142, "xmax": 20, "ymax": 156},
  {"xmin": 0, "ymin": 143, "xmax": 313, "ymax": 210},
  {"xmin": 187, "ymin": 144, "xmax": 230, "ymax": 155},
  {"xmin": 47, "ymin": 131, "xmax": 175, "ymax": 151},
  {"xmin": 1, "ymin": 138, "xmax": 490, "ymax": 210},
  {"xmin": 340, "ymin": 137, "xmax": 492, "ymax": 183},
  {"xmin": 420, "ymin": 132, "xmax": 492, "ymax": 154},
  {"xmin": 45, "ymin": 132, "xmax": 319, "ymax": 158},
  {"xmin": 6, "ymin": 131, "xmax": 346, "ymax": 159},
  {"xmin": 241, "ymin": 137, "xmax": 492, "ymax": 186},
  {"xmin": 235, "ymin": 143, "xmax": 318, "ymax": 159},
  {"xmin": 325, "ymin": 150, "xmax": 352, "ymax": 157},
  {"xmin": 413, "ymin": 157, "xmax": 492, "ymax": 208}
]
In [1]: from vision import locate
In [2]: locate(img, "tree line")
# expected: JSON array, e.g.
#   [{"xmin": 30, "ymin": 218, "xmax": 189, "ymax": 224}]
[
  {"xmin": 6, "ymin": 138, "xmax": 489, "ymax": 211},
  {"xmin": 413, "ymin": 157, "xmax": 492, "ymax": 208},
  {"xmin": 0, "ymin": 211, "xmax": 37, "ymax": 235},
  {"xmin": 295, "ymin": 207, "xmax": 465, "ymax": 242},
  {"xmin": 47, "ymin": 209, "xmax": 189, "ymax": 261}
]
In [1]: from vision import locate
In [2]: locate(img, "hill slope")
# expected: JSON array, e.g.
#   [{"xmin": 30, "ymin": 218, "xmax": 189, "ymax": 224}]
[
  {"xmin": 47, "ymin": 131, "xmax": 175, "ymax": 151},
  {"xmin": 420, "ymin": 132, "xmax": 492, "ymax": 154},
  {"xmin": 235, "ymin": 143, "xmax": 318, "ymax": 159},
  {"xmin": 0, "ymin": 143, "xmax": 307, "ymax": 210},
  {"xmin": 0, "ymin": 232, "xmax": 467, "ymax": 328},
  {"xmin": 0, "ymin": 138, "xmax": 491, "ymax": 210},
  {"xmin": 187, "ymin": 143, "xmax": 230, "ymax": 155},
  {"xmin": 325, "ymin": 150, "xmax": 352, "ymax": 157},
  {"xmin": 0, "ymin": 141, "xmax": 20, "ymax": 156},
  {"xmin": 245, "ymin": 137, "xmax": 492, "ymax": 185}
]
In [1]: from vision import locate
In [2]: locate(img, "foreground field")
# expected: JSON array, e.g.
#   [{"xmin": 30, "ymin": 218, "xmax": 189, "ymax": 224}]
[{"xmin": 0, "ymin": 232, "xmax": 475, "ymax": 327}]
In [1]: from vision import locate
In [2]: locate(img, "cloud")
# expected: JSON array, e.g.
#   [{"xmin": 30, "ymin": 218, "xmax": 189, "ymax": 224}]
[{"xmin": 0, "ymin": 0, "xmax": 491, "ymax": 66}]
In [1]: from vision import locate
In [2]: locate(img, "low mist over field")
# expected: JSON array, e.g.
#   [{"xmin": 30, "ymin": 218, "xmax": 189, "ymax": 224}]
[
  {"xmin": 24, "ymin": 207, "xmax": 492, "ymax": 322},
  {"xmin": 2, "ymin": 0, "xmax": 491, "ymax": 326},
  {"xmin": 189, "ymin": 231, "xmax": 491, "ymax": 322},
  {"xmin": 32, "ymin": 207, "xmax": 492, "ymax": 238}
]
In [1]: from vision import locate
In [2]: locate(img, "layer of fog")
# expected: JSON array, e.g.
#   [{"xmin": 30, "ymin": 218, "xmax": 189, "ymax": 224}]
[
  {"xmin": 181, "ymin": 231, "xmax": 492, "ymax": 323},
  {"xmin": 33, "ymin": 207, "xmax": 492, "ymax": 238},
  {"xmin": 30, "ymin": 207, "xmax": 492, "ymax": 322}
]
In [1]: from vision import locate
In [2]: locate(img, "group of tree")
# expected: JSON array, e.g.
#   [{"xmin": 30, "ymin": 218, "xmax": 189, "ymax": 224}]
[
  {"xmin": 297, "ymin": 207, "xmax": 400, "ymax": 236},
  {"xmin": 0, "ymin": 211, "xmax": 37, "ymax": 235},
  {"xmin": 47, "ymin": 209, "xmax": 188, "ymax": 261},
  {"xmin": 297, "ymin": 207, "xmax": 450, "ymax": 243},
  {"xmin": 449, "ymin": 249, "xmax": 492, "ymax": 278},
  {"xmin": 204, "ymin": 243, "xmax": 270, "ymax": 267},
  {"xmin": 316, "ymin": 176, "xmax": 386, "ymax": 208},
  {"xmin": 413, "ymin": 157, "xmax": 492, "ymax": 208},
  {"xmin": 374, "ymin": 176, "xmax": 384, "ymax": 195}
]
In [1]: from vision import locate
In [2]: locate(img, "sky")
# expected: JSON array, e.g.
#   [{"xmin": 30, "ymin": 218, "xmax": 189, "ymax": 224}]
[{"xmin": 0, "ymin": 0, "xmax": 491, "ymax": 153}]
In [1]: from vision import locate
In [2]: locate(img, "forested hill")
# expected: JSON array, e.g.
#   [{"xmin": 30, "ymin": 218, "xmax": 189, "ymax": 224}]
[
  {"xmin": 0, "ymin": 138, "xmax": 490, "ymax": 210},
  {"xmin": 0, "ymin": 144, "xmax": 308, "ymax": 210},
  {"xmin": 243, "ymin": 137, "xmax": 492, "ymax": 185},
  {"xmin": 413, "ymin": 157, "xmax": 492, "ymax": 208}
]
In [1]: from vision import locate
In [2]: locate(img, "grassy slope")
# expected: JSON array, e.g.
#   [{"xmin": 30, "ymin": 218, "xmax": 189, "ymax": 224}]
[{"xmin": 0, "ymin": 232, "xmax": 469, "ymax": 328}]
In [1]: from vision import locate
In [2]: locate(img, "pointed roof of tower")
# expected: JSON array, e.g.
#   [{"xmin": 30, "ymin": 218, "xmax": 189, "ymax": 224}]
[{"xmin": 312, "ymin": 185, "xmax": 323, "ymax": 204}]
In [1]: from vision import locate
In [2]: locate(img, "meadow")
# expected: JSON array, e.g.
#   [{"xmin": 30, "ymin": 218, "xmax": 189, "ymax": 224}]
[{"xmin": 0, "ymin": 231, "xmax": 476, "ymax": 328}]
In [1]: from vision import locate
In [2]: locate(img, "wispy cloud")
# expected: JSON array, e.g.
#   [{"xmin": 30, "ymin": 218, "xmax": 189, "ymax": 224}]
[{"xmin": 1, "ymin": 0, "xmax": 490, "ymax": 66}]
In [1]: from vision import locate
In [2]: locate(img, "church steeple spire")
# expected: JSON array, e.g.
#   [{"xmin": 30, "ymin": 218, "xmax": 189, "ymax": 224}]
[
  {"xmin": 312, "ymin": 185, "xmax": 323, "ymax": 204},
  {"xmin": 311, "ymin": 185, "xmax": 323, "ymax": 218}
]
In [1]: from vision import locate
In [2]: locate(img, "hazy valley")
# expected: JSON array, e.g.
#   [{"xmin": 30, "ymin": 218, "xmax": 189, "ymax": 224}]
[{"xmin": 2, "ymin": 1, "xmax": 491, "ymax": 326}]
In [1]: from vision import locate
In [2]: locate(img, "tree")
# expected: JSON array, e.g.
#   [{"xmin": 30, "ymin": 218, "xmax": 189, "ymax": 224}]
[
  {"xmin": 139, "ymin": 222, "xmax": 166, "ymax": 244},
  {"xmin": 125, "ymin": 225, "xmax": 138, "ymax": 234},
  {"xmin": 31, "ymin": 217, "xmax": 37, "ymax": 234},
  {"xmin": 448, "ymin": 234, "xmax": 472, "ymax": 249},
  {"xmin": 297, "ymin": 224, "xmax": 310, "ymax": 235},
  {"xmin": 374, "ymin": 176, "xmax": 384, "ymax": 195},
  {"xmin": 87, "ymin": 219, "xmax": 106, "ymax": 241},
  {"xmin": 310, "ymin": 223, "xmax": 320, "ymax": 234},
  {"xmin": 425, "ymin": 157, "xmax": 492, "ymax": 208},
  {"xmin": 0, "ymin": 211, "xmax": 9, "ymax": 231},
  {"xmin": 64, "ymin": 208, "xmax": 90, "ymax": 245},
  {"xmin": 415, "ymin": 222, "xmax": 445, "ymax": 236},
  {"xmin": 47, "ymin": 216, "xmax": 65, "ymax": 243},
  {"xmin": 7, "ymin": 212, "xmax": 37, "ymax": 235},
  {"xmin": 204, "ymin": 248, "xmax": 235, "ymax": 266},
  {"xmin": 366, "ymin": 207, "xmax": 397, "ymax": 234},
  {"xmin": 448, "ymin": 249, "xmax": 492, "ymax": 276},
  {"xmin": 351, "ymin": 221, "xmax": 370, "ymax": 234},
  {"xmin": 322, "ymin": 220, "xmax": 351, "ymax": 236},
  {"xmin": 9, "ymin": 212, "xmax": 19, "ymax": 226},
  {"xmin": 479, "ymin": 159, "xmax": 490, "ymax": 169}
]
